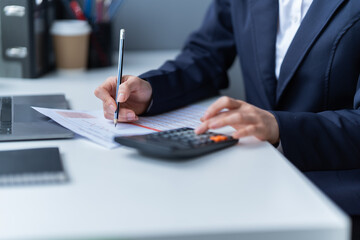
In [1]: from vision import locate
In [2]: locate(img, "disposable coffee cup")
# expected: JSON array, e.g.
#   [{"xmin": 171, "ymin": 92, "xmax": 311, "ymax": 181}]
[{"xmin": 51, "ymin": 20, "xmax": 91, "ymax": 74}]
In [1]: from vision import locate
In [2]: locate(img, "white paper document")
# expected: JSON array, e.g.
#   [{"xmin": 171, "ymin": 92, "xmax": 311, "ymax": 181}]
[{"xmin": 33, "ymin": 105, "xmax": 206, "ymax": 149}]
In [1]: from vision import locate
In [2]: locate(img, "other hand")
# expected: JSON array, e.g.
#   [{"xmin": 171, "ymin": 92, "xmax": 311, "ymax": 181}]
[
  {"xmin": 94, "ymin": 75, "xmax": 152, "ymax": 122},
  {"xmin": 195, "ymin": 96, "xmax": 280, "ymax": 144}
]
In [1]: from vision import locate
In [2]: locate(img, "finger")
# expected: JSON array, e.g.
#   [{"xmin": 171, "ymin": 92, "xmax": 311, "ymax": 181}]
[
  {"xmin": 207, "ymin": 112, "xmax": 242, "ymax": 129},
  {"xmin": 103, "ymin": 102, "xmax": 115, "ymax": 119},
  {"xmin": 104, "ymin": 108, "xmax": 138, "ymax": 122},
  {"xmin": 116, "ymin": 76, "xmax": 139, "ymax": 103},
  {"xmin": 95, "ymin": 85, "xmax": 116, "ymax": 107},
  {"xmin": 232, "ymin": 125, "xmax": 257, "ymax": 139},
  {"xmin": 202, "ymin": 96, "xmax": 242, "ymax": 121},
  {"xmin": 94, "ymin": 76, "xmax": 117, "ymax": 100},
  {"xmin": 196, "ymin": 111, "xmax": 235, "ymax": 134},
  {"xmin": 115, "ymin": 108, "xmax": 138, "ymax": 122},
  {"xmin": 95, "ymin": 77, "xmax": 118, "ymax": 114},
  {"xmin": 103, "ymin": 100, "xmax": 117, "ymax": 114},
  {"xmin": 102, "ymin": 76, "xmax": 117, "ymax": 93},
  {"xmin": 196, "ymin": 110, "xmax": 252, "ymax": 135},
  {"xmin": 207, "ymin": 111, "xmax": 256, "ymax": 129},
  {"xmin": 195, "ymin": 121, "xmax": 211, "ymax": 135},
  {"xmin": 104, "ymin": 111, "xmax": 113, "ymax": 120}
]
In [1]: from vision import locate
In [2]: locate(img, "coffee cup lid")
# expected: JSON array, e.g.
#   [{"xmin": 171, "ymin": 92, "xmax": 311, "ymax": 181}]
[{"xmin": 51, "ymin": 20, "xmax": 91, "ymax": 36}]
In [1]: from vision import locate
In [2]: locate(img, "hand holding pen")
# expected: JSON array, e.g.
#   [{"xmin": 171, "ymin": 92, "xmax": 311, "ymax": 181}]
[
  {"xmin": 95, "ymin": 75, "xmax": 152, "ymax": 123},
  {"xmin": 94, "ymin": 29, "xmax": 153, "ymax": 123}
]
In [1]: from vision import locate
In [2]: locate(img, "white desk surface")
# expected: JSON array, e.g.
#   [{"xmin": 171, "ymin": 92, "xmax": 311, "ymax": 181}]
[{"xmin": 0, "ymin": 51, "xmax": 350, "ymax": 240}]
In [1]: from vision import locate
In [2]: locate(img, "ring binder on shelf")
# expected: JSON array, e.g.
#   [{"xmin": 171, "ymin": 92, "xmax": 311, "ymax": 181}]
[{"xmin": 0, "ymin": 0, "xmax": 56, "ymax": 78}]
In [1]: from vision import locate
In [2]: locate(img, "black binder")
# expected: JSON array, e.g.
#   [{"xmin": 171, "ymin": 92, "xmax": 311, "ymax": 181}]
[{"xmin": 0, "ymin": 0, "xmax": 56, "ymax": 78}]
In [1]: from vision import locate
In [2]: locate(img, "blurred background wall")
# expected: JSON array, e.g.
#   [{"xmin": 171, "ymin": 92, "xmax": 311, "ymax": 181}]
[{"xmin": 112, "ymin": 0, "xmax": 211, "ymax": 50}]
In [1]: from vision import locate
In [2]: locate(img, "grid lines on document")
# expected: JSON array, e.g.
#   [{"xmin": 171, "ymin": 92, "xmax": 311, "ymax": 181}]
[
  {"xmin": 55, "ymin": 112, "xmax": 119, "ymax": 145},
  {"xmin": 135, "ymin": 105, "xmax": 206, "ymax": 131}
]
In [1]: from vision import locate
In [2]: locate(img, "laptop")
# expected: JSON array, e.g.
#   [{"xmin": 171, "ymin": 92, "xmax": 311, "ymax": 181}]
[{"xmin": 0, "ymin": 94, "xmax": 74, "ymax": 141}]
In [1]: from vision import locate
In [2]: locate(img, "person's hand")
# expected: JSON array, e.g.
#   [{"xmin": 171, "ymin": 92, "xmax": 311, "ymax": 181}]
[
  {"xmin": 94, "ymin": 75, "xmax": 152, "ymax": 122},
  {"xmin": 195, "ymin": 96, "xmax": 280, "ymax": 144}
]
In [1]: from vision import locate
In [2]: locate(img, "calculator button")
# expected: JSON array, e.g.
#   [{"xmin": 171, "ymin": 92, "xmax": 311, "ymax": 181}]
[{"xmin": 209, "ymin": 135, "xmax": 228, "ymax": 142}]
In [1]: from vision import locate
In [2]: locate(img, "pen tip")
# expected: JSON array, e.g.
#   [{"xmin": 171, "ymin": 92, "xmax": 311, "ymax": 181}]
[{"xmin": 114, "ymin": 119, "xmax": 117, "ymax": 127}]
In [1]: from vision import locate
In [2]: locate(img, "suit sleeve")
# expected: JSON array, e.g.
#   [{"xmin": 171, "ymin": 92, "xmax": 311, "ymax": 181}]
[
  {"xmin": 271, "ymin": 84, "xmax": 360, "ymax": 171},
  {"xmin": 139, "ymin": 0, "xmax": 236, "ymax": 115}
]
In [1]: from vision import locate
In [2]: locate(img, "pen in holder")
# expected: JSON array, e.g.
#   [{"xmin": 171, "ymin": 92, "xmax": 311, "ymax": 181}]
[{"xmin": 88, "ymin": 22, "xmax": 112, "ymax": 68}]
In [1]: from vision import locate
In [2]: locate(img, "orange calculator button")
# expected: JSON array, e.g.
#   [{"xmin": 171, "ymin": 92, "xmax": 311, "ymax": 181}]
[{"xmin": 210, "ymin": 135, "xmax": 228, "ymax": 142}]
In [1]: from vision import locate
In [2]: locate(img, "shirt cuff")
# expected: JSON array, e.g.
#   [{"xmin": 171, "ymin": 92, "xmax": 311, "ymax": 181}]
[
  {"xmin": 277, "ymin": 141, "xmax": 284, "ymax": 154},
  {"xmin": 145, "ymin": 99, "xmax": 153, "ymax": 113}
]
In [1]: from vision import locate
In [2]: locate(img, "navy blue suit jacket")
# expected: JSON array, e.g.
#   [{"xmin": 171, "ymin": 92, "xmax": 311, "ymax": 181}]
[{"xmin": 139, "ymin": 0, "xmax": 360, "ymax": 215}]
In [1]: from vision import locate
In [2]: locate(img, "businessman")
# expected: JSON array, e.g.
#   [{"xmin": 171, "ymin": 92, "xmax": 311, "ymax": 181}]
[{"xmin": 95, "ymin": 0, "xmax": 360, "ymax": 236}]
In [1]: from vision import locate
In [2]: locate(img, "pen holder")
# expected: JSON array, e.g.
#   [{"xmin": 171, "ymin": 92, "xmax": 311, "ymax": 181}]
[{"xmin": 88, "ymin": 22, "xmax": 112, "ymax": 68}]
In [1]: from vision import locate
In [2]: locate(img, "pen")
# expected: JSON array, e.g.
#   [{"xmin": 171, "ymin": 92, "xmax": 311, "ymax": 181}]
[
  {"xmin": 108, "ymin": 0, "xmax": 124, "ymax": 20},
  {"xmin": 103, "ymin": 0, "xmax": 112, "ymax": 22},
  {"xmin": 69, "ymin": 0, "xmax": 86, "ymax": 20},
  {"xmin": 114, "ymin": 29, "xmax": 125, "ymax": 127},
  {"xmin": 96, "ymin": 0, "xmax": 104, "ymax": 22},
  {"xmin": 84, "ymin": 0, "xmax": 93, "ymax": 20}
]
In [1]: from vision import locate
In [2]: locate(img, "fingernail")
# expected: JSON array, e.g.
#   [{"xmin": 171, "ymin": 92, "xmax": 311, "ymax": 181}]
[
  {"xmin": 117, "ymin": 93, "xmax": 124, "ymax": 102},
  {"xmin": 127, "ymin": 112, "xmax": 135, "ymax": 121}
]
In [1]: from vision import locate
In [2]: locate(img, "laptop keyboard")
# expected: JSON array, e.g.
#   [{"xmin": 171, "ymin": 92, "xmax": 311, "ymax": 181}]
[{"xmin": 0, "ymin": 97, "xmax": 12, "ymax": 134}]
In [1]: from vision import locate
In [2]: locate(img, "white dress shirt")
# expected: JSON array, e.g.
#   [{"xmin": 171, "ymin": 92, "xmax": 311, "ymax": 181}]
[
  {"xmin": 275, "ymin": 0, "xmax": 313, "ymax": 152},
  {"xmin": 275, "ymin": 0, "xmax": 313, "ymax": 79}
]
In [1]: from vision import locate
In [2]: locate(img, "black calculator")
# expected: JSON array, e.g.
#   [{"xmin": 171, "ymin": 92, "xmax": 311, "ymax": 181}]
[{"xmin": 114, "ymin": 127, "xmax": 238, "ymax": 159}]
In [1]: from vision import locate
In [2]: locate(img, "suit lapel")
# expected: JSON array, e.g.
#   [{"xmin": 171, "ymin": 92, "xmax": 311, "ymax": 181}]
[
  {"xmin": 276, "ymin": 0, "xmax": 347, "ymax": 103},
  {"xmin": 249, "ymin": 0, "xmax": 278, "ymax": 109}
]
